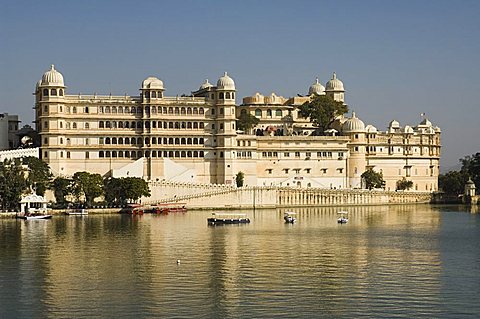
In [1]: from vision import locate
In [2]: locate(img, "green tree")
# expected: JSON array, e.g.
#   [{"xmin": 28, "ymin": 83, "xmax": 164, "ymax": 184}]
[
  {"xmin": 22, "ymin": 156, "xmax": 53, "ymax": 196},
  {"xmin": 104, "ymin": 177, "xmax": 150, "ymax": 205},
  {"xmin": 52, "ymin": 177, "xmax": 72, "ymax": 207},
  {"xmin": 460, "ymin": 152, "xmax": 480, "ymax": 189},
  {"xmin": 0, "ymin": 159, "xmax": 29, "ymax": 211},
  {"xmin": 361, "ymin": 168, "xmax": 385, "ymax": 190},
  {"xmin": 71, "ymin": 172, "xmax": 104, "ymax": 207},
  {"xmin": 438, "ymin": 171, "xmax": 467, "ymax": 195},
  {"xmin": 396, "ymin": 178, "xmax": 414, "ymax": 191},
  {"xmin": 237, "ymin": 112, "xmax": 260, "ymax": 133},
  {"xmin": 235, "ymin": 171, "xmax": 245, "ymax": 187},
  {"xmin": 299, "ymin": 94, "xmax": 348, "ymax": 134}
]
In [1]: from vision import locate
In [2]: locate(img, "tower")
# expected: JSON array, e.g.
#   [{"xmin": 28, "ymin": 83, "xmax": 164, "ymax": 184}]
[
  {"xmin": 325, "ymin": 72, "xmax": 345, "ymax": 103},
  {"xmin": 214, "ymin": 72, "xmax": 237, "ymax": 184}
]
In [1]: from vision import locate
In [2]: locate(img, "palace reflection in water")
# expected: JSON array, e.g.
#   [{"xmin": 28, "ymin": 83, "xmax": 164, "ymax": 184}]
[{"xmin": 1, "ymin": 205, "xmax": 479, "ymax": 318}]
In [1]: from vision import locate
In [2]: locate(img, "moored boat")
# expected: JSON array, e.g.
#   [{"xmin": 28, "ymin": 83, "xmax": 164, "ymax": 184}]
[
  {"xmin": 16, "ymin": 213, "xmax": 52, "ymax": 220},
  {"xmin": 284, "ymin": 212, "xmax": 297, "ymax": 223},
  {"xmin": 65, "ymin": 209, "xmax": 88, "ymax": 216},
  {"xmin": 337, "ymin": 211, "xmax": 349, "ymax": 224},
  {"xmin": 207, "ymin": 213, "xmax": 250, "ymax": 226}
]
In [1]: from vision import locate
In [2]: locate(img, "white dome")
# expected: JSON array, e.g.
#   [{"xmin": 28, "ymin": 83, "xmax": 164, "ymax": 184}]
[
  {"xmin": 419, "ymin": 118, "xmax": 432, "ymax": 126},
  {"xmin": 404, "ymin": 125, "xmax": 414, "ymax": 134},
  {"xmin": 365, "ymin": 124, "xmax": 378, "ymax": 133},
  {"xmin": 199, "ymin": 79, "xmax": 213, "ymax": 90},
  {"xmin": 342, "ymin": 112, "xmax": 365, "ymax": 133},
  {"xmin": 389, "ymin": 120, "xmax": 400, "ymax": 128},
  {"xmin": 142, "ymin": 76, "xmax": 164, "ymax": 89},
  {"xmin": 325, "ymin": 72, "xmax": 344, "ymax": 91},
  {"xmin": 308, "ymin": 78, "xmax": 325, "ymax": 95},
  {"xmin": 41, "ymin": 65, "xmax": 64, "ymax": 87},
  {"xmin": 217, "ymin": 72, "xmax": 235, "ymax": 90}
]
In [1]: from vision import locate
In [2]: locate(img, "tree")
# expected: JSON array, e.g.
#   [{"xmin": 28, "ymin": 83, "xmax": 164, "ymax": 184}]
[
  {"xmin": 438, "ymin": 171, "xmax": 467, "ymax": 195},
  {"xmin": 22, "ymin": 156, "xmax": 53, "ymax": 196},
  {"xmin": 104, "ymin": 177, "xmax": 150, "ymax": 205},
  {"xmin": 460, "ymin": 152, "xmax": 480, "ymax": 189},
  {"xmin": 52, "ymin": 177, "xmax": 72, "ymax": 207},
  {"xmin": 71, "ymin": 172, "xmax": 104, "ymax": 207},
  {"xmin": 299, "ymin": 94, "xmax": 348, "ymax": 134},
  {"xmin": 396, "ymin": 178, "xmax": 414, "ymax": 191},
  {"xmin": 0, "ymin": 159, "xmax": 29, "ymax": 211},
  {"xmin": 361, "ymin": 168, "xmax": 385, "ymax": 190},
  {"xmin": 237, "ymin": 112, "xmax": 260, "ymax": 133},
  {"xmin": 235, "ymin": 171, "xmax": 245, "ymax": 187}
]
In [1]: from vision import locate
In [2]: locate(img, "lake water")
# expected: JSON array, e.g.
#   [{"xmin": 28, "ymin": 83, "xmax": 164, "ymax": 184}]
[{"xmin": 1, "ymin": 205, "xmax": 480, "ymax": 318}]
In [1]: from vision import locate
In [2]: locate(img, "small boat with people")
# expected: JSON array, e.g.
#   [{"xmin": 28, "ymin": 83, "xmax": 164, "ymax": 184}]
[
  {"xmin": 284, "ymin": 212, "xmax": 297, "ymax": 224},
  {"xmin": 337, "ymin": 211, "xmax": 349, "ymax": 224},
  {"xmin": 207, "ymin": 213, "xmax": 250, "ymax": 226}
]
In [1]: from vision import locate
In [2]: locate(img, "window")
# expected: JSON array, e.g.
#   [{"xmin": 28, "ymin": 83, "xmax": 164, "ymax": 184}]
[
  {"xmin": 305, "ymin": 169, "xmax": 311, "ymax": 174},
  {"xmin": 284, "ymin": 152, "xmax": 289, "ymax": 157},
  {"xmin": 267, "ymin": 169, "xmax": 273, "ymax": 174},
  {"xmin": 276, "ymin": 109, "xmax": 282, "ymax": 117},
  {"xmin": 43, "ymin": 89, "xmax": 49, "ymax": 96},
  {"xmin": 67, "ymin": 152, "xmax": 70, "ymax": 159},
  {"xmin": 293, "ymin": 169, "xmax": 300, "ymax": 174},
  {"xmin": 295, "ymin": 152, "xmax": 300, "ymax": 158},
  {"xmin": 85, "ymin": 123, "xmax": 89, "ymax": 129},
  {"xmin": 73, "ymin": 107, "xmax": 77, "ymax": 114},
  {"xmin": 284, "ymin": 169, "xmax": 289, "ymax": 174},
  {"xmin": 267, "ymin": 109, "xmax": 272, "ymax": 117},
  {"xmin": 85, "ymin": 107, "xmax": 89, "ymax": 113},
  {"xmin": 85, "ymin": 152, "xmax": 89, "ymax": 159},
  {"xmin": 255, "ymin": 109, "xmax": 262, "ymax": 117}
]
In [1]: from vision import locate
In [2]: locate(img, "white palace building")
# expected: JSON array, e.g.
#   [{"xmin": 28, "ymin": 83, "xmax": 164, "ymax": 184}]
[{"xmin": 33, "ymin": 65, "xmax": 441, "ymax": 191}]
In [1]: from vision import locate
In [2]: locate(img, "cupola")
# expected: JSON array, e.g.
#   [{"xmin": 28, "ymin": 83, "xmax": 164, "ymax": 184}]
[
  {"xmin": 216, "ymin": 72, "xmax": 235, "ymax": 90},
  {"xmin": 308, "ymin": 78, "xmax": 325, "ymax": 95},
  {"xmin": 41, "ymin": 65, "xmax": 65, "ymax": 87}
]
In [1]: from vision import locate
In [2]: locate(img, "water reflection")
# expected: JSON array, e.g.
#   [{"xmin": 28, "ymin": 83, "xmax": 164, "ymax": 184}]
[{"xmin": 1, "ymin": 205, "xmax": 479, "ymax": 318}]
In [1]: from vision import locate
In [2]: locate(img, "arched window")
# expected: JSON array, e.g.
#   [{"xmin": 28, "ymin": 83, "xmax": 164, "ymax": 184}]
[
  {"xmin": 51, "ymin": 89, "xmax": 57, "ymax": 96},
  {"xmin": 181, "ymin": 151, "xmax": 186, "ymax": 158},
  {"xmin": 105, "ymin": 106, "xmax": 110, "ymax": 113},
  {"xmin": 187, "ymin": 138, "xmax": 192, "ymax": 144},
  {"xmin": 168, "ymin": 107, "xmax": 173, "ymax": 114},
  {"xmin": 187, "ymin": 122, "xmax": 192, "ymax": 129},
  {"xmin": 118, "ymin": 151, "xmax": 123, "ymax": 158},
  {"xmin": 124, "ymin": 137, "xmax": 130, "ymax": 144},
  {"xmin": 124, "ymin": 151, "xmax": 130, "ymax": 157},
  {"xmin": 145, "ymin": 137, "xmax": 150, "ymax": 145},
  {"xmin": 99, "ymin": 121, "xmax": 104, "ymax": 128},
  {"xmin": 193, "ymin": 122, "xmax": 198, "ymax": 129},
  {"xmin": 85, "ymin": 123, "xmax": 89, "ymax": 129},
  {"xmin": 131, "ymin": 138, "xmax": 136, "ymax": 145},
  {"xmin": 163, "ymin": 107, "xmax": 168, "ymax": 114},
  {"xmin": 152, "ymin": 137, "xmax": 157, "ymax": 144},
  {"xmin": 255, "ymin": 109, "xmax": 262, "ymax": 117},
  {"xmin": 267, "ymin": 109, "xmax": 272, "ymax": 117},
  {"xmin": 193, "ymin": 138, "xmax": 198, "ymax": 144},
  {"xmin": 118, "ymin": 106, "xmax": 123, "ymax": 113},
  {"xmin": 118, "ymin": 138, "xmax": 123, "ymax": 144},
  {"xmin": 151, "ymin": 106, "xmax": 157, "ymax": 114},
  {"xmin": 145, "ymin": 91, "xmax": 150, "ymax": 98},
  {"xmin": 174, "ymin": 107, "xmax": 179, "ymax": 115},
  {"xmin": 43, "ymin": 89, "xmax": 49, "ymax": 96},
  {"xmin": 137, "ymin": 107, "xmax": 142, "ymax": 114},
  {"xmin": 105, "ymin": 137, "xmax": 111, "ymax": 144},
  {"xmin": 232, "ymin": 92, "xmax": 235, "ymax": 99},
  {"xmin": 106, "ymin": 122, "xmax": 111, "ymax": 128},
  {"xmin": 193, "ymin": 151, "xmax": 198, "ymax": 157},
  {"xmin": 125, "ymin": 121, "xmax": 129, "ymax": 128},
  {"xmin": 99, "ymin": 137, "xmax": 104, "ymax": 144},
  {"xmin": 169, "ymin": 122, "xmax": 174, "ymax": 129},
  {"xmin": 145, "ymin": 121, "xmax": 150, "ymax": 129},
  {"xmin": 152, "ymin": 121, "xmax": 156, "ymax": 129},
  {"xmin": 72, "ymin": 122, "xmax": 77, "ymax": 129},
  {"xmin": 187, "ymin": 107, "xmax": 192, "ymax": 115},
  {"xmin": 131, "ymin": 107, "xmax": 136, "ymax": 114},
  {"xmin": 169, "ymin": 151, "xmax": 174, "ymax": 157},
  {"xmin": 73, "ymin": 107, "xmax": 77, "ymax": 114},
  {"xmin": 193, "ymin": 107, "xmax": 198, "ymax": 115},
  {"xmin": 137, "ymin": 121, "xmax": 142, "ymax": 129},
  {"xmin": 199, "ymin": 122, "xmax": 204, "ymax": 129},
  {"xmin": 240, "ymin": 109, "xmax": 247, "ymax": 116},
  {"xmin": 187, "ymin": 151, "xmax": 192, "ymax": 157},
  {"xmin": 99, "ymin": 151, "xmax": 104, "ymax": 158},
  {"xmin": 112, "ymin": 106, "xmax": 117, "ymax": 113},
  {"xmin": 199, "ymin": 138, "xmax": 204, "ymax": 144},
  {"xmin": 226, "ymin": 92, "xmax": 231, "ymax": 99},
  {"xmin": 181, "ymin": 107, "xmax": 186, "ymax": 115},
  {"xmin": 145, "ymin": 106, "xmax": 150, "ymax": 114},
  {"xmin": 119, "ymin": 121, "xmax": 124, "ymax": 128},
  {"xmin": 181, "ymin": 138, "xmax": 186, "ymax": 145},
  {"xmin": 174, "ymin": 138, "xmax": 180, "ymax": 144},
  {"xmin": 219, "ymin": 92, "xmax": 224, "ymax": 99},
  {"xmin": 276, "ymin": 109, "xmax": 282, "ymax": 117},
  {"xmin": 199, "ymin": 107, "xmax": 204, "ymax": 115},
  {"xmin": 59, "ymin": 89, "xmax": 64, "ymax": 96},
  {"xmin": 112, "ymin": 137, "xmax": 117, "ymax": 144},
  {"xmin": 175, "ymin": 151, "xmax": 180, "ymax": 157},
  {"xmin": 112, "ymin": 121, "xmax": 117, "ymax": 128},
  {"xmin": 163, "ymin": 137, "xmax": 168, "ymax": 144},
  {"xmin": 131, "ymin": 121, "xmax": 136, "ymax": 128},
  {"xmin": 151, "ymin": 151, "xmax": 157, "ymax": 157},
  {"xmin": 112, "ymin": 151, "xmax": 117, "ymax": 158},
  {"xmin": 174, "ymin": 122, "xmax": 180, "ymax": 129},
  {"xmin": 151, "ymin": 91, "xmax": 156, "ymax": 98},
  {"xmin": 181, "ymin": 122, "xmax": 186, "ymax": 129},
  {"xmin": 137, "ymin": 137, "xmax": 142, "ymax": 145},
  {"xmin": 199, "ymin": 151, "xmax": 204, "ymax": 157}
]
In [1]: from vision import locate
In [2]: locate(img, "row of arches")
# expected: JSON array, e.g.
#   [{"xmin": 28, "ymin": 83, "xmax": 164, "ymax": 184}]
[
  {"xmin": 99, "ymin": 136, "xmax": 205, "ymax": 146},
  {"xmin": 99, "ymin": 105, "xmax": 206, "ymax": 115},
  {"xmin": 99, "ymin": 150, "xmax": 205, "ymax": 158},
  {"xmin": 98, "ymin": 121, "xmax": 206, "ymax": 130},
  {"xmin": 143, "ymin": 91, "xmax": 164, "ymax": 98}
]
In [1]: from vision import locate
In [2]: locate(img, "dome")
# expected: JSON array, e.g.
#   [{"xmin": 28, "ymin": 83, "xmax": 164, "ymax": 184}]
[
  {"xmin": 308, "ymin": 78, "xmax": 325, "ymax": 95},
  {"xmin": 142, "ymin": 76, "xmax": 164, "ymax": 89},
  {"xmin": 325, "ymin": 72, "xmax": 344, "ymax": 91},
  {"xmin": 434, "ymin": 126, "xmax": 441, "ymax": 133},
  {"xmin": 41, "ymin": 65, "xmax": 64, "ymax": 87},
  {"xmin": 365, "ymin": 124, "xmax": 378, "ymax": 133},
  {"xmin": 342, "ymin": 112, "xmax": 365, "ymax": 133},
  {"xmin": 199, "ymin": 79, "xmax": 213, "ymax": 90},
  {"xmin": 404, "ymin": 125, "xmax": 414, "ymax": 134},
  {"xmin": 389, "ymin": 120, "xmax": 400, "ymax": 128},
  {"xmin": 216, "ymin": 72, "xmax": 235, "ymax": 90},
  {"xmin": 419, "ymin": 118, "xmax": 432, "ymax": 126}
]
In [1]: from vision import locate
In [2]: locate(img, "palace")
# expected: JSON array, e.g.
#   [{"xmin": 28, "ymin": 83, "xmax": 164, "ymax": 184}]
[{"xmin": 34, "ymin": 65, "xmax": 441, "ymax": 191}]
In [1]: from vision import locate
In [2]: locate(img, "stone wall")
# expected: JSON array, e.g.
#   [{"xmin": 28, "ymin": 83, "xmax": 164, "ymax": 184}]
[{"xmin": 143, "ymin": 181, "xmax": 432, "ymax": 209}]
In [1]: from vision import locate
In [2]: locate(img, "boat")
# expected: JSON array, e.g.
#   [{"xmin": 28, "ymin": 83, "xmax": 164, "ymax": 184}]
[
  {"xmin": 16, "ymin": 213, "xmax": 52, "ymax": 220},
  {"xmin": 337, "ymin": 211, "xmax": 349, "ymax": 224},
  {"xmin": 284, "ymin": 212, "xmax": 297, "ymax": 223},
  {"xmin": 207, "ymin": 213, "xmax": 250, "ymax": 226},
  {"xmin": 150, "ymin": 203, "xmax": 187, "ymax": 214},
  {"xmin": 65, "ymin": 208, "xmax": 88, "ymax": 216}
]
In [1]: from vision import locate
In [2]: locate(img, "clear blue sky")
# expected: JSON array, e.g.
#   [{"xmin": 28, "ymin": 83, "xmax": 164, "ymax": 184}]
[{"xmin": 1, "ymin": 0, "xmax": 479, "ymax": 170}]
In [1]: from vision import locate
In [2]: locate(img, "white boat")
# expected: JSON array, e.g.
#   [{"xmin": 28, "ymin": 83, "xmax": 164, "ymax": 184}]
[
  {"xmin": 65, "ymin": 209, "xmax": 88, "ymax": 216},
  {"xmin": 16, "ymin": 214, "xmax": 52, "ymax": 220},
  {"xmin": 284, "ymin": 212, "xmax": 297, "ymax": 223},
  {"xmin": 207, "ymin": 213, "xmax": 250, "ymax": 225},
  {"xmin": 337, "ymin": 211, "xmax": 349, "ymax": 224}
]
